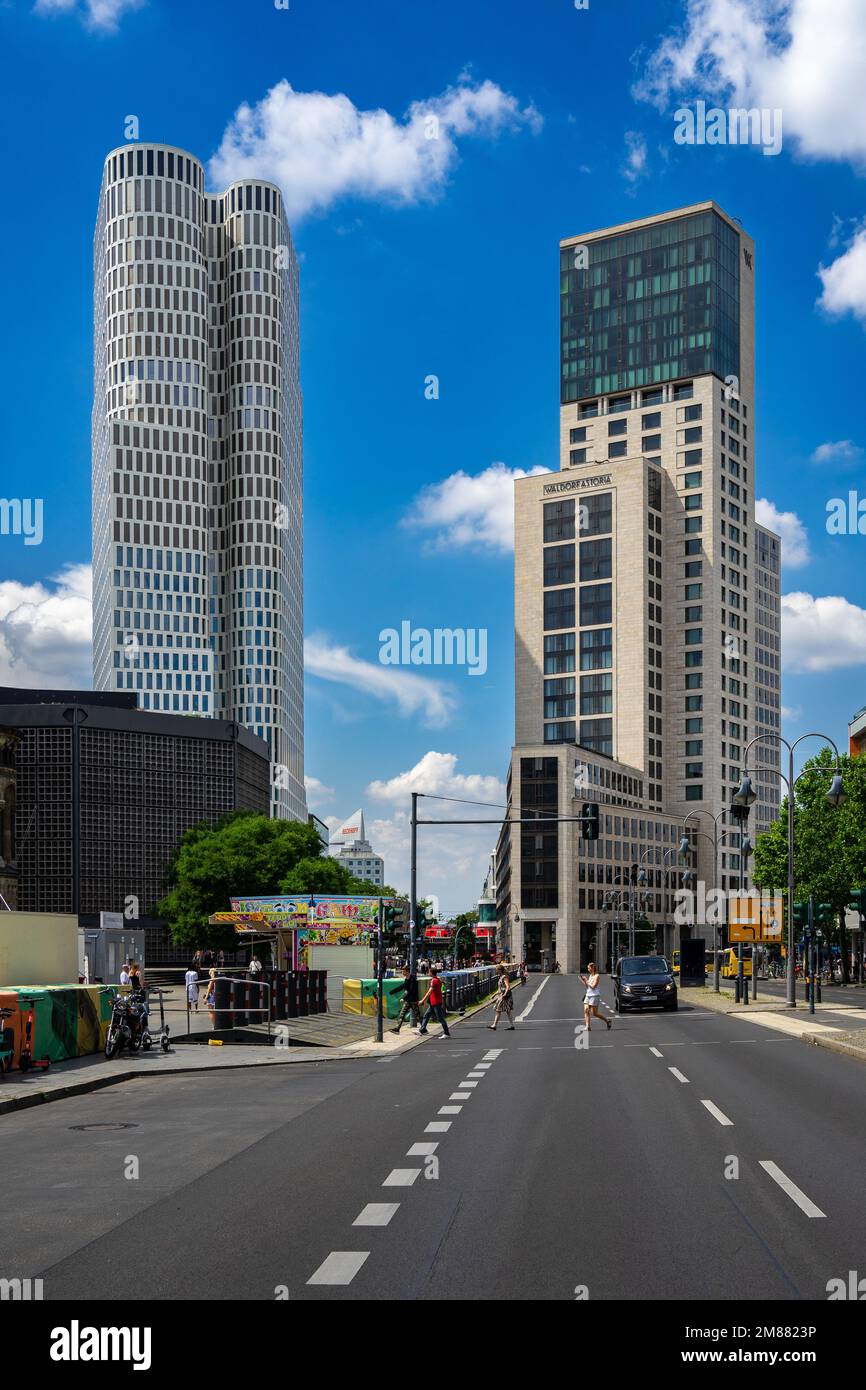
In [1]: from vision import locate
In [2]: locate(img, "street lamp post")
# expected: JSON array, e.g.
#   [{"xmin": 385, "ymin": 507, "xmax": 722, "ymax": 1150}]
[{"xmin": 736, "ymin": 733, "xmax": 845, "ymax": 1009}]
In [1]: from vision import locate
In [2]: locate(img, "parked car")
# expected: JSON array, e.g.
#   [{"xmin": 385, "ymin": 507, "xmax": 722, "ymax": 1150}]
[{"xmin": 612, "ymin": 955, "xmax": 678, "ymax": 1012}]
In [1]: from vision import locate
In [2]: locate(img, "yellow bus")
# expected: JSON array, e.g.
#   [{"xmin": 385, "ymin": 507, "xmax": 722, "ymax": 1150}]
[{"xmin": 672, "ymin": 948, "xmax": 752, "ymax": 978}]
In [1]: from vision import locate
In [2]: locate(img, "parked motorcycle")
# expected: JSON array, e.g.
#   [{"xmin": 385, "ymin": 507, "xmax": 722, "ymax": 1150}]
[{"xmin": 105, "ymin": 990, "xmax": 170, "ymax": 1059}]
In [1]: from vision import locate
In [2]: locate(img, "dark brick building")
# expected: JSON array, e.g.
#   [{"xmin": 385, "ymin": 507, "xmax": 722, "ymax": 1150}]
[{"xmin": 0, "ymin": 688, "xmax": 271, "ymax": 960}]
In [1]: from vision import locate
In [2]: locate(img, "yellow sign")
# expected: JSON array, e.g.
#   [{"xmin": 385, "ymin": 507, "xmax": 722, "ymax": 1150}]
[{"xmin": 728, "ymin": 895, "xmax": 784, "ymax": 942}]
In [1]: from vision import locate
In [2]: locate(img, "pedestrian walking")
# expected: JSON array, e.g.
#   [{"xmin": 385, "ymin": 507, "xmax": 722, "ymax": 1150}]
[
  {"xmin": 119, "ymin": 960, "xmax": 131, "ymax": 986},
  {"xmin": 417, "ymin": 968, "xmax": 451, "ymax": 1037},
  {"xmin": 248, "ymin": 953, "xmax": 263, "ymax": 980},
  {"xmin": 579, "ymin": 962, "xmax": 611, "ymax": 1031},
  {"xmin": 518, "ymin": 960, "xmax": 527, "ymax": 986},
  {"xmin": 205, "ymin": 968, "xmax": 218, "ymax": 1028},
  {"xmin": 488, "ymin": 963, "xmax": 516, "ymax": 1030},
  {"xmin": 392, "ymin": 965, "xmax": 422, "ymax": 1032},
  {"xmin": 185, "ymin": 964, "xmax": 200, "ymax": 1012}
]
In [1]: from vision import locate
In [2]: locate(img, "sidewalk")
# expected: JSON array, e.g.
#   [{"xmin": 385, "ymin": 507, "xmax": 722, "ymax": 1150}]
[
  {"xmin": 688, "ymin": 983, "xmax": 866, "ymax": 1062},
  {"xmin": 0, "ymin": 986, "xmax": 502, "ymax": 1116}
]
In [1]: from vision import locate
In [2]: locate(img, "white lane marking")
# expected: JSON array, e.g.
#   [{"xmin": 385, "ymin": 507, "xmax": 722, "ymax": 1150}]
[
  {"xmin": 461, "ymin": 1080, "xmax": 479, "ymax": 1087},
  {"xmin": 759, "ymin": 1161, "xmax": 826, "ymax": 1218},
  {"xmin": 475, "ymin": 1062, "xmax": 493, "ymax": 1070},
  {"xmin": 353, "ymin": 1203, "xmax": 399, "ymax": 1227},
  {"xmin": 518, "ymin": 1046, "xmax": 544, "ymax": 1050},
  {"xmin": 466, "ymin": 1071, "xmax": 485, "ymax": 1078},
  {"xmin": 407, "ymin": 1142, "xmax": 438, "ymax": 1156},
  {"xmin": 701, "ymin": 1099, "xmax": 734, "ymax": 1127},
  {"xmin": 669, "ymin": 1067, "xmax": 690, "ymax": 1083},
  {"xmin": 649, "ymin": 1047, "xmax": 663, "ymax": 1057},
  {"xmin": 516, "ymin": 975, "xmax": 550, "ymax": 1021},
  {"xmin": 307, "ymin": 1252, "xmax": 369, "ymax": 1285},
  {"xmin": 439, "ymin": 1105, "xmax": 462, "ymax": 1115},
  {"xmin": 483, "ymin": 1049, "xmax": 503, "ymax": 1060},
  {"xmin": 450, "ymin": 1092, "xmax": 472, "ymax": 1100},
  {"xmin": 425, "ymin": 1121, "xmax": 451, "ymax": 1132},
  {"xmin": 383, "ymin": 1168, "xmax": 421, "ymax": 1187}
]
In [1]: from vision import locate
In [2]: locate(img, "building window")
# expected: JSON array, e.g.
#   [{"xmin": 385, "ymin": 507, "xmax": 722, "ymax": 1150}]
[
  {"xmin": 544, "ymin": 588, "xmax": 575, "ymax": 631},
  {"xmin": 608, "ymin": 394, "xmax": 631, "ymax": 414},
  {"xmin": 579, "ymin": 583, "xmax": 612, "ymax": 626},
  {"xmin": 681, "ymin": 426, "xmax": 703, "ymax": 445},
  {"xmin": 685, "ymin": 762, "xmax": 704, "ymax": 778},
  {"xmin": 685, "ymin": 784, "xmax": 703, "ymax": 800},
  {"xmin": 544, "ymin": 632, "xmax": 576, "ymax": 673},
  {"xmin": 642, "ymin": 433, "xmax": 661, "ymax": 452},
  {"xmin": 544, "ymin": 677, "xmax": 575, "ymax": 719},
  {"xmin": 608, "ymin": 440, "xmax": 628, "ymax": 459},
  {"xmin": 579, "ymin": 537, "xmax": 612, "ymax": 582},
  {"xmin": 579, "ymin": 401, "xmax": 599, "ymax": 419},
  {"xmin": 608, "ymin": 418, "xmax": 628, "ymax": 436},
  {"xmin": 673, "ymin": 382, "xmax": 694, "ymax": 400},
  {"xmin": 642, "ymin": 412, "xmax": 661, "ymax": 430},
  {"xmin": 544, "ymin": 721, "xmax": 576, "ymax": 744},
  {"xmin": 543, "ymin": 500, "xmax": 575, "ymax": 542},
  {"xmin": 582, "ymin": 492, "xmax": 613, "ymax": 536},
  {"xmin": 642, "ymin": 388, "xmax": 663, "ymax": 406},
  {"xmin": 544, "ymin": 543, "xmax": 575, "ymax": 586},
  {"xmin": 580, "ymin": 718, "xmax": 613, "ymax": 756},
  {"xmin": 570, "ymin": 448, "xmax": 588, "ymax": 465},
  {"xmin": 683, "ymin": 403, "xmax": 702, "ymax": 421},
  {"xmin": 570, "ymin": 427, "xmax": 588, "ymax": 444},
  {"xmin": 579, "ymin": 627, "xmax": 612, "ymax": 670},
  {"xmin": 580, "ymin": 673, "xmax": 613, "ymax": 715}
]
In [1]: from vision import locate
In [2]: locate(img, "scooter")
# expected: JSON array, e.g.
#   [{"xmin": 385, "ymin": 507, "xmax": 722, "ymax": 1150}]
[{"xmin": 17, "ymin": 1001, "xmax": 51, "ymax": 1073}]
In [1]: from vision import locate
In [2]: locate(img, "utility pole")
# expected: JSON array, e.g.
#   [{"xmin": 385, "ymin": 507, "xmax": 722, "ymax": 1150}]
[
  {"xmin": 375, "ymin": 897, "xmax": 385, "ymax": 1043},
  {"xmin": 409, "ymin": 792, "xmax": 418, "ymax": 975}
]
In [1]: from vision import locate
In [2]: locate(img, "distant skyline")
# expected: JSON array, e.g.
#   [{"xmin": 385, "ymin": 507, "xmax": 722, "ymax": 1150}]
[{"xmin": 2, "ymin": 0, "xmax": 866, "ymax": 911}]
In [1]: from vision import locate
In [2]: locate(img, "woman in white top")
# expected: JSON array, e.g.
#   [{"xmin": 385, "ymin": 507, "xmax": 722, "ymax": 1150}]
[{"xmin": 579, "ymin": 962, "xmax": 611, "ymax": 1031}]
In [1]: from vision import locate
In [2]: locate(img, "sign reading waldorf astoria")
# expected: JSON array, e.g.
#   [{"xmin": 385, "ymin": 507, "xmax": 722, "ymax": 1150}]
[{"xmin": 542, "ymin": 473, "xmax": 612, "ymax": 495}]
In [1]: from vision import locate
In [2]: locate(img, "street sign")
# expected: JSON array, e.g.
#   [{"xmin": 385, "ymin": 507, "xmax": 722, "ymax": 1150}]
[{"xmin": 728, "ymin": 895, "xmax": 784, "ymax": 942}]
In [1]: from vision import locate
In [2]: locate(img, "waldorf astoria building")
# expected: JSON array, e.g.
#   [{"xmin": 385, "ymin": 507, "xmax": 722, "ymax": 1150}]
[{"xmin": 497, "ymin": 202, "xmax": 782, "ymax": 972}]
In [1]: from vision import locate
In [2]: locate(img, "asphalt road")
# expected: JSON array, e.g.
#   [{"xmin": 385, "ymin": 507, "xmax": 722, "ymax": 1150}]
[{"xmin": 3, "ymin": 975, "xmax": 865, "ymax": 1301}]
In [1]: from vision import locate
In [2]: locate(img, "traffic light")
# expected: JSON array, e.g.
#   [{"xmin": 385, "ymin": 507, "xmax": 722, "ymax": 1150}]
[
  {"xmin": 582, "ymin": 803, "xmax": 600, "ymax": 841},
  {"xmin": 415, "ymin": 901, "xmax": 435, "ymax": 928},
  {"xmin": 792, "ymin": 901, "xmax": 807, "ymax": 933},
  {"xmin": 849, "ymin": 889, "xmax": 866, "ymax": 918},
  {"xmin": 383, "ymin": 899, "xmax": 406, "ymax": 933},
  {"xmin": 815, "ymin": 902, "xmax": 834, "ymax": 927}
]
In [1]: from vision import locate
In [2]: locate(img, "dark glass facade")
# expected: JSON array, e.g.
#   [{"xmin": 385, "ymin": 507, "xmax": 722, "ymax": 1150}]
[{"xmin": 561, "ymin": 210, "xmax": 740, "ymax": 403}]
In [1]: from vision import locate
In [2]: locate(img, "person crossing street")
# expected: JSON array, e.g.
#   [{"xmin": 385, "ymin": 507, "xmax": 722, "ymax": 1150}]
[{"xmin": 488, "ymin": 963, "xmax": 516, "ymax": 1030}]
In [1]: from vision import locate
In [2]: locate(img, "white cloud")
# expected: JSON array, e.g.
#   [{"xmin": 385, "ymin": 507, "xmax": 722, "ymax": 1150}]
[
  {"xmin": 635, "ymin": 0, "xmax": 866, "ymax": 166},
  {"xmin": 304, "ymin": 634, "xmax": 456, "ymax": 727},
  {"xmin": 782, "ymin": 591, "xmax": 866, "ymax": 672},
  {"xmin": 623, "ymin": 131, "xmax": 649, "ymax": 185},
  {"xmin": 403, "ymin": 462, "xmax": 550, "ymax": 555},
  {"xmin": 817, "ymin": 225, "xmax": 866, "ymax": 323},
  {"xmin": 0, "ymin": 563, "xmax": 92, "ymax": 687},
  {"xmin": 810, "ymin": 438, "xmax": 864, "ymax": 466},
  {"xmin": 304, "ymin": 775, "xmax": 334, "ymax": 804},
  {"xmin": 34, "ymin": 0, "xmax": 143, "ymax": 31},
  {"xmin": 755, "ymin": 497, "xmax": 810, "ymax": 567},
  {"xmin": 367, "ymin": 750, "xmax": 506, "ymax": 806},
  {"xmin": 209, "ymin": 77, "xmax": 541, "ymax": 223},
  {"xmin": 364, "ymin": 751, "xmax": 505, "ymax": 912}
]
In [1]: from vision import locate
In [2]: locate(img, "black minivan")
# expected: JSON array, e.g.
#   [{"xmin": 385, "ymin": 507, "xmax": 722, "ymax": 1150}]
[{"xmin": 612, "ymin": 955, "xmax": 678, "ymax": 1012}]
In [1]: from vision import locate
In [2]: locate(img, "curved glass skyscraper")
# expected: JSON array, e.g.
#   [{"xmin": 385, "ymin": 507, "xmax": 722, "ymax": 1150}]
[{"xmin": 92, "ymin": 143, "xmax": 305, "ymax": 820}]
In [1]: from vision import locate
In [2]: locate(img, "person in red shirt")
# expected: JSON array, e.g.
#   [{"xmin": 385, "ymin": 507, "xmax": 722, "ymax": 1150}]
[{"xmin": 417, "ymin": 968, "xmax": 451, "ymax": 1037}]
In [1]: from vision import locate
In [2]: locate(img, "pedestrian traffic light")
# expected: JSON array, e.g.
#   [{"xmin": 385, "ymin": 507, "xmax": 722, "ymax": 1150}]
[{"xmin": 582, "ymin": 803, "xmax": 599, "ymax": 841}]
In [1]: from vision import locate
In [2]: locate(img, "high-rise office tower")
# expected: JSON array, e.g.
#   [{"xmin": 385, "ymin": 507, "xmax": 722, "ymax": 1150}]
[
  {"xmin": 499, "ymin": 202, "xmax": 782, "ymax": 971},
  {"xmin": 92, "ymin": 143, "xmax": 305, "ymax": 819}
]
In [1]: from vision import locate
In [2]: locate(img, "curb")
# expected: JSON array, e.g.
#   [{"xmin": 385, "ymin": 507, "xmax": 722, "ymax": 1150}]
[{"xmin": 800, "ymin": 1033, "xmax": 866, "ymax": 1064}]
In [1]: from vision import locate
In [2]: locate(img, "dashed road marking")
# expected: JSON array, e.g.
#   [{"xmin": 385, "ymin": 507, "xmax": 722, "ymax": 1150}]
[
  {"xmin": 649, "ymin": 1047, "xmax": 663, "ymax": 1057},
  {"xmin": 450, "ymin": 1092, "xmax": 472, "ymax": 1100},
  {"xmin": 466, "ymin": 1071, "xmax": 486, "ymax": 1078},
  {"xmin": 701, "ymin": 1099, "xmax": 734, "ymax": 1126},
  {"xmin": 483, "ymin": 1049, "xmax": 503, "ymax": 1060},
  {"xmin": 669, "ymin": 1067, "xmax": 690, "ymax": 1084},
  {"xmin": 759, "ymin": 1161, "xmax": 826, "ymax": 1218},
  {"xmin": 461, "ymin": 1080, "xmax": 479, "ymax": 1087},
  {"xmin": 383, "ymin": 1168, "xmax": 421, "ymax": 1187},
  {"xmin": 407, "ymin": 1142, "xmax": 438, "ymax": 1156},
  {"xmin": 438, "ymin": 1105, "xmax": 462, "ymax": 1115},
  {"xmin": 353, "ymin": 1204, "xmax": 400, "ymax": 1227},
  {"xmin": 307, "ymin": 1252, "xmax": 369, "ymax": 1285},
  {"xmin": 475, "ymin": 1063, "xmax": 493, "ymax": 1070},
  {"xmin": 425, "ymin": 1121, "xmax": 451, "ymax": 1133}
]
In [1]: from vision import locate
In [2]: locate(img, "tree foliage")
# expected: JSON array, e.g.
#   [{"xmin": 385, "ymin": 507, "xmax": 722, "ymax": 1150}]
[
  {"xmin": 752, "ymin": 748, "xmax": 866, "ymax": 982},
  {"xmin": 157, "ymin": 810, "xmax": 397, "ymax": 948}
]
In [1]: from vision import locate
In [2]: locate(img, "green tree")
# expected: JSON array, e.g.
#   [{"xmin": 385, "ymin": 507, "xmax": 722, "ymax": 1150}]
[
  {"xmin": 157, "ymin": 810, "xmax": 397, "ymax": 948},
  {"xmin": 753, "ymin": 748, "xmax": 866, "ymax": 982}
]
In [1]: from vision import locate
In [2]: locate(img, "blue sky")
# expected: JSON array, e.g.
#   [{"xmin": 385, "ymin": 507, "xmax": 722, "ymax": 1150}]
[{"xmin": 2, "ymin": 0, "xmax": 866, "ymax": 913}]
